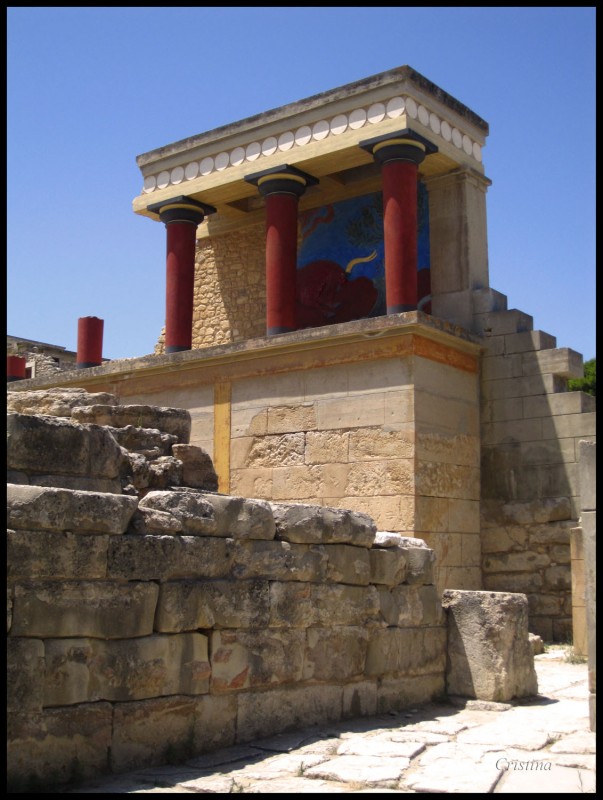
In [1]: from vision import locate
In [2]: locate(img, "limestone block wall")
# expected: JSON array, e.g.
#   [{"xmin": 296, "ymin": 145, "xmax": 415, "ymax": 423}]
[
  {"xmin": 230, "ymin": 352, "xmax": 481, "ymax": 595},
  {"xmin": 6, "ymin": 389, "xmax": 446, "ymax": 792},
  {"xmin": 474, "ymin": 288, "xmax": 597, "ymax": 642}
]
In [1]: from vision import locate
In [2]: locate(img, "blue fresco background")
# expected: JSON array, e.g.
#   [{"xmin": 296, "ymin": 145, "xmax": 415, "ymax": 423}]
[{"xmin": 298, "ymin": 183, "xmax": 431, "ymax": 319}]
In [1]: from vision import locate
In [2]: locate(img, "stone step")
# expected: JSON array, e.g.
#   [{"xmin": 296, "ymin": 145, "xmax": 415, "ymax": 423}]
[
  {"xmin": 473, "ymin": 309, "xmax": 534, "ymax": 337},
  {"xmin": 472, "ymin": 287, "xmax": 509, "ymax": 315}
]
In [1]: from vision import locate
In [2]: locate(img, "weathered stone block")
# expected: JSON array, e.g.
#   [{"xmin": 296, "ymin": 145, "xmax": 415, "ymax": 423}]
[
  {"xmin": 72, "ymin": 404, "xmax": 191, "ymax": 443},
  {"xmin": 139, "ymin": 490, "xmax": 216, "ymax": 534},
  {"xmin": 107, "ymin": 535, "xmax": 234, "ymax": 581},
  {"xmin": 211, "ymin": 628, "xmax": 305, "ymax": 691},
  {"xmin": 197, "ymin": 493, "xmax": 275, "ymax": 539},
  {"xmin": 349, "ymin": 427, "xmax": 414, "ymax": 461},
  {"xmin": 192, "ymin": 694, "xmax": 238, "ymax": 754},
  {"xmin": 482, "ymin": 551, "xmax": 550, "ymax": 573},
  {"xmin": 156, "ymin": 579, "xmax": 270, "ymax": 631},
  {"xmin": 111, "ymin": 696, "xmax": 197, "ymax": 773},
  {"xmin": 231, "ymin": 539, "xmax": 327, "ymax": 581},
  {"xmin": 268, "ymin": 581, "xmax": 315, "ymax": 627},
  {"xmin": 7, "ymin": 638, "xmax": 45, "ymax": 712},
  {"xmin": 312, "ymin": 583, "xmax": 381, "ymax": 626},
  {"xmin": 579, "ymin": 440, "xmax": 596, "ymax": 512},
  {"xmin": 369, "ymin": 547, "xmax": 407, "ymax": 586},
  {"xmin": 7, "ymin": 412, "xmax": 125, "ymax": 480},
  {"xmin": 11, "ymin": 580, "xmax": 158, "ymax": 638},
  {"xmin": 483, "ymin": 572, "xmax": 543, "ymax": 593},
  {"xmin": 7, "ymin": 484, "xmax": 138, "ymax": 534},
  {"xmin": 346, "ymin": 458, "xmax": 415, "ymax": 496},
  {"xmin": 7, "ymin": 529, "xmax": 108, "ymax": 580},
  {"xmin": 543, "ymin": 565, "xmax": 571, "ymax": 591},
  {"xmin": 236, "ymin": 684, "xmax": 343, "ymax": 742},
  {"xmin": 376, "ymin": 673, "xmax": 445, "ymax": 714},
  {"xmin": 442, "ymin": 589, "xmax": 538, "ymax": 701},
  {"xmin": 128, "ymin": 506, "xmax": 183, "ymax": 534},
  {"xmin": 146, "ymin": 456, "xmax": 184, "ymax": 490},
  {"xmin": 342, "ymin": 681, "xmax": 377, "ymax": 718},
  {"xmin": 6, "ymin": 387, "xmax": 118, "ymax": 418},
  {"xmin": 171, "ymin": 444, "xmax": 219, "ymax": 490},
  {"xmin": 324, "ymin": 544, "xmax": 370, "ymax": 585},
  {"xmin": 107, "ymin": 425, "xmax": 177, "ymax": 456},
  {"xmin": 379, "ymin": 585, "xmax": 444, "ymax": 627},
  {"xmin": 271, "ymin": 501, "xmax": 376, "ymax": 546},
  {"xmin": 43, "ymin": 634, "xmax": 210, "ymax": 705},
  {"xmin": 366, "ymin": 627, "xmax": 447, "ymax": 677},
  {"xmin": 305, "ymin": 430, "xmax": 349, "ymax": 464},
  {"xmin": 7, "ymin": 703, "xmax": 113, "ymax": 792},
  {"xmin": 303, "ymin": 626, "xmax": 368, "ymax": 681}
]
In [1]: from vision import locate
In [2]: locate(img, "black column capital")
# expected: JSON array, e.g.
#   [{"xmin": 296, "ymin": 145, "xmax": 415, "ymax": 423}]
[
  {"xmin": 245, "ymin": 164, "xmax": 319, "ymax": 198},
  {"xmin": 147, "ymin": 196, "xmax": 216, "ymax": 225},
  {"xmin": 359, "ymin": 129, "xmax": 437, "ymax": 167}
]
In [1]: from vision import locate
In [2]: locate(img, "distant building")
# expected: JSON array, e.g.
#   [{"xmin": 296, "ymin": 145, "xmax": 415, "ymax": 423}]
[{"xmin": 6, "ymin": 335, "xmax": 78, "ymax": 379}]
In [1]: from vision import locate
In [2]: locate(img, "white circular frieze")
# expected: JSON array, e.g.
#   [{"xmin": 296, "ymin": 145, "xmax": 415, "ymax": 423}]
[
  {"xmin": 170, "ymin": 166, "xmax": 184, "ymax": 184},
  {"xmin": 472, "ymin": 142, "xmax": 482, "ymax": 162},
  {"xmin": 386, "ymin": 96, "xmax": 405, "ymax": 117},
  {"xmin": 278, "ymin": 131, "xmax": 294, "ymax": 151},
  {"xmin": 405, "ymin": 97, "xmax": 418, "ymax": 118},
  {"xmin": 184, "ymin": 162, "xmax": 199, "ymax": 180},
  {"xmin": 348, "ymin": 108, "xmax": 367, "ymax": 129},
  {"xmin": 199, "ymin": 157, "xmax": 214, "ymax": 175},
  {"xmin": 157, "ymin": 171, "xmax": 170, "ymax": 189},
  {"xmin": 312, "ymin": 120, "xmax": 330, "ymax": 140},
  {"xmin": 330, "ymin": 114, "xmax": 348, "ymax": 135},
  {"xmin": 367, "ymin": 102, "xmax": 385, "ymax": 124},
  {"xmin": 440, "ymin": 120, "xmax": 452, "ymax": 141},
  {"xmin": 230, "ymin": 147, "xmax": 245, "ymax": 166},
  {"xmin": 143, "ymin": 175, "xmax": 157, "ymax": 193},
  {"xmin": 245, "ymin": 142, "xmax": 261, "ymax": 161},
  {"xmin": 215, "ymin": 152, "xmax": 230, "ymax": 170},
  {"xmin": 418, "ymin": 105, "xmax": 429, "ymax": 126},
  {"xmin": 451, "ymin": 128, "xmax": 462, "ymax": 148},
  {"xmin": 429, "ymin": 113, "xmax": 441, "ymax": 135},
  {"xmin": 261, "ymin": 137, "xmax": 278, "ymax": 155},
  {"xmin": 462, "ymin": 134, "xmax": 473, "ymax": 155},
  {"xmin": 294, "ymin": 125, "xmax": 312, "ymax": 145}
]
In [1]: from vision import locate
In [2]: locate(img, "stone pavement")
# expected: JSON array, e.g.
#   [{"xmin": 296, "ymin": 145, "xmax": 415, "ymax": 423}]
[{"xmin": 67, "ymin": 647, "xmax": 595, "ymax": 794}]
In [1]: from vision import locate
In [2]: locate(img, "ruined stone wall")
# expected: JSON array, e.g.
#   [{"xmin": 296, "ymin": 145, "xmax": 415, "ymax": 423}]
[
  {"xmin": 7, "ymin": 388, "xmax": 446, "ymax": 792},
  {"xmin": 473, "ymin": 288, "xmax": 597, "ymax": 642}
]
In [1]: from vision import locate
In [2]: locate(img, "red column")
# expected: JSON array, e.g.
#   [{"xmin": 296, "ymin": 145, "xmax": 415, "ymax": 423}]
[
  {"xmin": 264, "ymin": 192, "xmax": 300, "ymax": 334},
  {"xmin": 77, "ymin": 316, "xmax": 104, "ymax": 368},
  {"xmin": 245, "ymin": 167, "xmax": 318, "ymax": 336},
  {"xmin": 360, "ymin": 133, "xmax": 434, "ymax": 315},
  {"xmin": 147, "ymin": 196, "xmax": 215, "ymax": 354},
  {"xmin": 7, "ymin": 355, "xmax": 27, "ymax": 381},
  {"xmin": 165, "ymin": 221, "xmax": 197, "ymax": 352},
  {"xmin": 382, "ymin": 159, "xmax": 420, "ymax": 313}
]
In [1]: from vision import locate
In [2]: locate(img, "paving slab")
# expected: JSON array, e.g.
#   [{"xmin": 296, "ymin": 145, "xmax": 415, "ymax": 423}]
[
  {"xmin": 494, "ymin": 763, "xmax": 596, "ymax": 793},
  {"xmin": 304, "ymin": 754, "xmax": 411, "ymax": 785}
]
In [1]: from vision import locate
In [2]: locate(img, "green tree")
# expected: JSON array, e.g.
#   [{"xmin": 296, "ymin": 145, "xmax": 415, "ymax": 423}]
[{"xmin": 568, "ymin": 357, "xmax": 596, "ymax": 397}]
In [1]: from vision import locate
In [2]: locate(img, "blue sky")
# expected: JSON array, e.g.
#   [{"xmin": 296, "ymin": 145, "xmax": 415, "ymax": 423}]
[{"xmin": 7, "ymin": 7, "xmax": 596, "ymax": 362}]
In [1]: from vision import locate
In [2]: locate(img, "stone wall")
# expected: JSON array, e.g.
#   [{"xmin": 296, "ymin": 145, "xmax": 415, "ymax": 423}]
[
  {"xmin": 474, "ymin": 288, "xmax": 597, "ymax": 642},
  {"xmin": 6, "ymin": 388, "xmax": 446, "ymax": 792}
]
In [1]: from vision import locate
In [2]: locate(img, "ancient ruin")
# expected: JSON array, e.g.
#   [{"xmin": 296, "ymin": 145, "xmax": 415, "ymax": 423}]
[{"xmin": 7, "ymin": 64, "xmax": 596, "ymax": 788}]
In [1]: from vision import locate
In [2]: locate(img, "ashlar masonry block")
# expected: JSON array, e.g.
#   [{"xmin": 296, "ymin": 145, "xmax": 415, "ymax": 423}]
[{"xmin": 442, "ymin": 589, "xmax": 537, "ymax": 701}]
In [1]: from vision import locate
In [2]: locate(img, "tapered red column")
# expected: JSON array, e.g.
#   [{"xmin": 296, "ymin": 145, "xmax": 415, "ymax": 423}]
[
  {"xmin": 7, "ymin": 355, "xmax": 26, "ymax": 381},
  {"xmin": 77, "ymin": 316, "xmax": 104, "ymax": 368},
  {"xmin": 148, "ymin": 196, "xmax": 215, "ymax": 353},
  {"xmin": 361, "ymin": 131, "xmax": 436, "ymax": 314},
  {"xmin": 245, "ymin": 166, "xmax": 318, "ymax": 335}
]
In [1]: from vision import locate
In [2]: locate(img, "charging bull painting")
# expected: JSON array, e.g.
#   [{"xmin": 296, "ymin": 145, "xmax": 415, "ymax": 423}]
[{"xmin": 297, "ymin": 185, "xmax": 431, "ymax": 328}]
